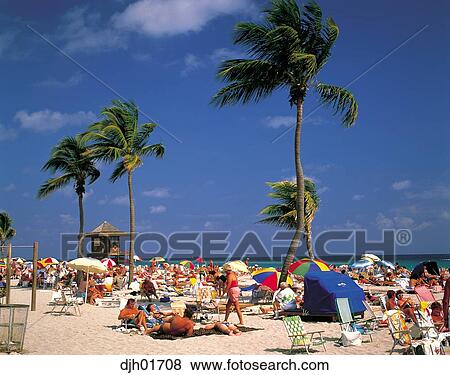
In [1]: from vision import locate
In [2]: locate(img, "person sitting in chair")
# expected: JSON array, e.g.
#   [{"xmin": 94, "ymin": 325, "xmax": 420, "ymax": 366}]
[
  {"xmin": 118, "ymin": 298, "xmax": 147, "ymax": 330},
  {"xmin": 272, "ymin": 282, "xmax": 300, "ymax": 318},
  {"xmin": 141, "ymin": 277, "xmax": 158, "ymax": 301}
]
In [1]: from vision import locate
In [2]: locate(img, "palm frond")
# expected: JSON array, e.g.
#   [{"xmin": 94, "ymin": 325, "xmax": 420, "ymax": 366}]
[
  {"xmin": 316, "ymin": 83, "xmax": 358, "ymax": 127},
  {"xmin": 37, "ymin": 174, "xmax": 73, "ymax": 199}
]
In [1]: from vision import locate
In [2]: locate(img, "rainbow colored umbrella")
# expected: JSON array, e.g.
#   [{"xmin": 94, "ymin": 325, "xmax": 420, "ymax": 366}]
[
  {"xmin": 180, "ymin": 260, "xmax": 195, "ymax": 270},
  {"xmin": 101, "ymin": 258, "xmax": 117, "ymax": 269},
  {"xmin": 289, "ymin": 258, "xmax": 330, "ymax": 276},
  {"xmin": 251, "ymin": 268, "xmax": 293, "ymax": 292}
]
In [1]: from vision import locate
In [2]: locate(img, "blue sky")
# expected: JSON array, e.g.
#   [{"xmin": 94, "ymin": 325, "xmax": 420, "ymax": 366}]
[{"xmin": 0, "ymin": 0, "xmax": 449, "ymax": 259}]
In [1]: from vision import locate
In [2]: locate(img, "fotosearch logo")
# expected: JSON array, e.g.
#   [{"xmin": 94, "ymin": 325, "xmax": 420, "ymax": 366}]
[{"xmin": 60, "ymin": 229, "xmax": 412, "ymax": 261}]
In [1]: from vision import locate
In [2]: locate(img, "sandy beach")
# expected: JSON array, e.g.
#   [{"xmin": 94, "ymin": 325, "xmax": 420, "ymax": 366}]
[{"xmin": 7, "ymin": 286, "xmax": 447, "ymax": 355}]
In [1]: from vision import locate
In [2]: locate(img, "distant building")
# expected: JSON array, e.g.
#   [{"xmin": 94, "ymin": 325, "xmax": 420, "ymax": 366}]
[{"xmin": 85, "ymin": 221, "xmax": 128, "ymax": 262}]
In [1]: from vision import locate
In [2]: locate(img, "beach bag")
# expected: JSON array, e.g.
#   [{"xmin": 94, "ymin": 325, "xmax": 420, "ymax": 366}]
[{"xmin": 341, "ymin": 331, "xmax": 362, "ymax": 347}]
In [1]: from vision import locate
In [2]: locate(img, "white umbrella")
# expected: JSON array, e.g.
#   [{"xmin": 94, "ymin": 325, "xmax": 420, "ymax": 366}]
[
  {"xmin": 68, "ymin": 258, "xmax": 108, "ymax": 303},
  {"xmin": 224, "ymin": 260, "xmax": 249, "ymax": 273},
  {"xmin": 350, "ymin": 260, "xmax": 373, "ymax": 269},
  {"xmin": 361, "ymin": 253, "xmax": 381, "ymax": 262}
]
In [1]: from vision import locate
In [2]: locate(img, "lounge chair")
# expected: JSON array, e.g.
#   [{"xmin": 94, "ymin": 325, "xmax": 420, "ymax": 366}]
[
  {"xmin": 0, "ymin": 286, "xmax": 6, "ymax": 304},
  {"xmin": 362, "ymin": 300, "xmax": 385, "ymax": 330},
  {"xmin": 282, "ymin": 315, "xmax": 326, "ymax": 354},
  {"xmin": 335, "ymin": 297, "xmax": 374, "ymax": 343},
  {"xmin": 48, "ymin": 289, "xmax": 81, "ymax": 316},
  {"xmin": 194, "ymin": 287, "xmax": 220, "ymax": 321},
  {"xmin": 415, "ymin": 286, "xmax": 437, "ymax": 304},
  {"xmin": 386, "ymin": 310, "xmax": 439, "ymax": 355}
]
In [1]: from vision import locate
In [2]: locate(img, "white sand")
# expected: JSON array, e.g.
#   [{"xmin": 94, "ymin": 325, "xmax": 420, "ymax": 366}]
[{"xmin": 6, "ymin": 286, "xmax": 442, "ymax": 355}]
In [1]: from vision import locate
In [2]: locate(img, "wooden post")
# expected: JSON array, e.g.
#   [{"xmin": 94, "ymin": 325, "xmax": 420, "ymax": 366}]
[
  {"xmin": 5, "ymin": 243, "xmax": 11, "ymax": 304},
  {"xmin": 31, "ymin": 241, "xmax": 38, "ymax": 311}
]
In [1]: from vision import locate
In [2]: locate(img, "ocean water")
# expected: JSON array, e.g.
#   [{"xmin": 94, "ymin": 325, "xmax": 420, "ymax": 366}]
[{"xmin": 136, "ymin": 254, "xmax": 450, "ymax": 271}]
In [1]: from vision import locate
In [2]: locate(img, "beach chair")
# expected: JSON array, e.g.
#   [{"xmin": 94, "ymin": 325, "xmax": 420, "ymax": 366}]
[
  {"xmin": 335, "ymin": 297, "xmax": 373, "ymax": 342},
  {"xmin": 282, "ymin": 315, "xmax": 326, "ymax": 354},
  {"xmin": 195, "ymin": 287, "xmax": 220, "ymax": 321},
  {"xmin": 49, "ymin": 290, "xmax": 81, "ymax": 316},
  {"xmin": 361, "ymin": 300, "xmax": 384, "ymax": 330},
  {"xmin": 386, "ymin": 310, "xmax": 436, "ymax": 355},
  {"xmin": 415, "ymin": 286, "xmax": 437, "ymax": 304},
  {"xmin": 0, "ymin": 286, "xmax": 6, "ymax": 304}
]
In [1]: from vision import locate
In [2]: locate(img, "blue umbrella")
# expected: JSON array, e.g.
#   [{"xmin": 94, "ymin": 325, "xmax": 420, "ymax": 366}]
[{"xmin": 350, "ymin": 260, "xmax": 373, "ymax": 269}]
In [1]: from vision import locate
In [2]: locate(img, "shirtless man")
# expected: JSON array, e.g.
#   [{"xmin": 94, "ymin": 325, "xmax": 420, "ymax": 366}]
[
  {"xmin": 443, "ymin": 273, "xmax": 450, "ymax": 329},
  {"xmin": 146, "ymin": 308, "xmax": 195, "ymax": 337}
]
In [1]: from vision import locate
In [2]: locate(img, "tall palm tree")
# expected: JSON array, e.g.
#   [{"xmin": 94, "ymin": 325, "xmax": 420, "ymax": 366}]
[
  {"xmin": 258, "ymin": 179, "xmax": 320, "ymax": 258},
  {"xmin": 38, "ymin": 136, "xmax": 100, "ymax": 257},
  {"xmin": 211, "ymin": 0, "xmax": 358, "ymax": 281},
  {"xmin": 0, "ymin": 211, "xmax": 16, "ymax": 258},
  {"xmin": 83, "ymin": 100, "xmax": 164, "ymax": 285}
]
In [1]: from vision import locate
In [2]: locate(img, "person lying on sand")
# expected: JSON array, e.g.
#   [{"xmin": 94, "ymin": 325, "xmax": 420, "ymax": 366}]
[
  {"xmin": 203, "ymin": 321, "xmax": 242, "ymax": 336},
  {"xmin": 146, "ymin": 308, "xmax": 195, "ymax": 337}
]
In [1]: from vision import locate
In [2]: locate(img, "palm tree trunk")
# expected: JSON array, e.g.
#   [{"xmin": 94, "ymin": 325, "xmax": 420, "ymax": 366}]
[
  {"xmin": 305, "ymin": 226, "xmax": 313, "ymax": 259},
  {"xmin": 77, "ymin": 193, "xmax": 85, "ymax": 258},
  {"xmin": 127, "ymin": 171, "xmax": 135, "ymax": 286},
  {"xmin": 280, "ymin": 98, "xmax": 306, "ymax": 283}
]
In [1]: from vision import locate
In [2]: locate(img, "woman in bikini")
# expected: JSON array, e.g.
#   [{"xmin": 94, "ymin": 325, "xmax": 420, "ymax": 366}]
[{"xmin": 223, "ymin": 264, "xmax": 244, "ymax": 326}]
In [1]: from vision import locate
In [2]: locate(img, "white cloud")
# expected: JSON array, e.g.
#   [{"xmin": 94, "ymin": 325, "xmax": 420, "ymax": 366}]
[
  {"xmin": 143, "ymin": 187, "xmax": 170, "ymax": 198},
  {"xmin": 352, "ymin": 194, "xmax": 365, "ymax": 201},
  {"xmin": 264, "ymin": 116, "xmax": 296, "ymax": 129},
  {"xmin": 36, "ymin": 72, "xmax": 84, "ymax": 88},
  {"xmin": 405, "ymin": 185, "xmax": 450, "ymax": 200},
  {"xmin": 14, "ymin": 109, "xmax": 96, "ymax": 132},
  {"xmin": 111, "ymin": 195, "xmax": 129, "ymax": 206},
  {"xmin": 113, "ymin": 0, "xmax": 255, "ymax": 37},
  {"xmin": 150, "ymin": 205, "xmax": 167, "ymax": 214},
  {"xmin": 182, "ymin": 53, "xmax": 203, "ymax": 75},
  {"xmin": 58, "ymin": 7, "xmax": 126, "ymax": 53},
  {"xmin": 392, "ymin": 180, "xmax": 411, "ymax": 191},
  {"xmin": 209, "ymin": 48, "xmax": 242, "ymax": 63},
  {"xmin": 376, "ymin": 213, "xmax": 431, "ymax": 231},
  {"xmin": 132, "ymin": 52, "xmax": 152, "ymax": 62},
  {"xmin": 3, "ymin": 183, "xmax": 16, "ymax": 192},
  {"xmin": 0, "ymin": 124, "xmax": 17, "ymax": 141},
  {"xmin": 317, "ymin": 186, "xmax": 329, "ymax": 195},
  {"xmin": 441, "ymin": 210, "xmax": 450, "ymax": 220},
  {"xmin": 60, "ymin": 213, "xmax": 76, "ymax": 225}
]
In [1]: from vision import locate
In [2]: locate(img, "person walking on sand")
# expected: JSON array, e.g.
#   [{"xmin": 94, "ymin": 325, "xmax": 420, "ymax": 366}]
[{"xmin": 223, "ymin": 264, "xmax": 244, "ymax": 326}]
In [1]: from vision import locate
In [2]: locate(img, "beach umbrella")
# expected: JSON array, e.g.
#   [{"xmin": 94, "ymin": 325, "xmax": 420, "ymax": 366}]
[
  {"xmin": 251, "ymin": 268, "xmax": 293, "ymax": 292},
  {"xmin": 224, "ymin": 260, "xmax": 249, "ymax": 273},
  {"xmin": 411, "ymin": 261, "xmax": 439, "ymax": 279},
  {"xmin": 361, "ymin": 253, "xmax": 381, "ymax": 262},
  {"xmin": 151, "ymin": 257, "xmax": 165, "ymax": 262},
  {"xmin": 39, "ymin": 257, "xmax": 59, "ymax": 267},
  {"xmin": 180, "ymin": 260, "xmax": 194, "ymax": 270},
  {"xmin": 289, "ymin": 258, "xmax": 330, "ymax": 276},
  {"xmin": 196, "ymin": 257, "xmax": 204, "ymax": 263},
  {"xmin": 101, "ymin": 258, "xmax": 117, "ymax": 269},
  {"xmin": 68, "ymin": 257, "xmax": 108, "ymax": 303},
  {"xmin": 12, "ymin": 257, "xmax": 26, "ymax": 264},
  {"xmin": 133, "ymin": 255, "xmax": 142, "ymax": 261},
  {"xmin": 350, "ymin": 260, "xmax": 373, "ymax": 269}
]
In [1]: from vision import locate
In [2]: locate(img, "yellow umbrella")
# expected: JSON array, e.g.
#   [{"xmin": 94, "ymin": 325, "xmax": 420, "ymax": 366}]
[
  {"xmin": 152, "ymin": 257, "xmax": 165, "ymax": 262},
  {"xmin": 224, "ymin": 260, "xmax": 249, "ymax": 273},
  {"xmin": 68, "ymin": 258, "xmax": 108, "ymax": 303}
]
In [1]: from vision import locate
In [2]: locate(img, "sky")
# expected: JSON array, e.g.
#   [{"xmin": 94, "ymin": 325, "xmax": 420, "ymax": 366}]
[{"xmin": 0, "ymin": 0, "xmax": 449, "ymax": 260}]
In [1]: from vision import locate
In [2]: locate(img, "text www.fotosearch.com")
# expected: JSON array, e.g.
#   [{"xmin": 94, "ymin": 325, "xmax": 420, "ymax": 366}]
[{"xmin": 119, "ymin": 358, "xmax": 330, "ymax": 373}]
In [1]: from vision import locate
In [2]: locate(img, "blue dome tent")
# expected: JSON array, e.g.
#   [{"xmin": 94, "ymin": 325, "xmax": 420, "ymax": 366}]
[{"xmin": 303, "ymin": 272, "xmax": 366, "ymax": 316}]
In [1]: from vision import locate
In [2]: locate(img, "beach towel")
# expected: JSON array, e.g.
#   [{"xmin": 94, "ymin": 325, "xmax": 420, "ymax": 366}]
[{"xmin": 151, "ymin": 326, "xmax": 262, "ymax": 340}]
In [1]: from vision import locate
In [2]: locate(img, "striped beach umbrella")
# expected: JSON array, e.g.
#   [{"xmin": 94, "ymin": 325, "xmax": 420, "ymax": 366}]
[
  {"xmin": 251, "ymin": 268, "xmax": 293, "ymax": 292},
  {"xmin": 224, "ymin": 260, "xmax": 249, "ymax": 273},
  {"xmin": 361, "ymin": 253, "xmax": 381, "ymax": 262},
  {"xmin": 289, "ymin": 258, "xmax": 330, "ymax": 276},
  {"xmin": 101, "ymin": 258, "xmax": 117, "ymax": 269},
  {"xmin": 180, "ymin": 260, "xmax": 194, "ymax": 270},
  {"xmin": 38, "ymin": 257, "xmax": 59, "ymax": 267}
]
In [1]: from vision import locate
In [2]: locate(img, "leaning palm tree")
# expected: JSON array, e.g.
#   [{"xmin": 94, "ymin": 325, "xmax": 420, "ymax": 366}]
[
  {"xmin": 258, "ymin": 179, "xmax": 320, "ymax": 258},
  {"xmin": 38, "ymin": 136, "xmax": 100, "ymax": 257},
  {"xmin": 211, "ymin": 0, "xmax": 358, "ymax": 281},
  {"xmin": 83, "ymin": 100, "xmax": 164, "ymax": 285},
  {"xmin": 0, "ymin": 211, "xmax": 16, "ymax": 258}
]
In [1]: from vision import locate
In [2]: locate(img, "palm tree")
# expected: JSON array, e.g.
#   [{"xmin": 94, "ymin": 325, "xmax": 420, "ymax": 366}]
[
  {"xmin": 0, "ymin": 212, "xmax": 16, "ymax": 258},
  {"xmin": 211, "ymin": 0, "xmax": 358, "ymax": 281},
  {"xmin": 83, "ymin": 100, "xmax": 164, "ymax": 285},
  {"xmin": 38, "ymin": 136, "xmax": 100, "ymax": 257},
  {"xmin": 258, "ymin": 179, "xmax": 320, "ymax": 258}
]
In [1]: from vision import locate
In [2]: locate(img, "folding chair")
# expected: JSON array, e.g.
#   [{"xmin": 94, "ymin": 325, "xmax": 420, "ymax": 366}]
[
  {"xmin": 282, "ymin": 315, "xmax": 326, "ymax": 354},
  {"xmin": 49, "ymin": 290, "xmax": 81, "ymax": 316},
  {"xmin": 335, "ymin": 297, "xmax": 373, "ymax": 342}
]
